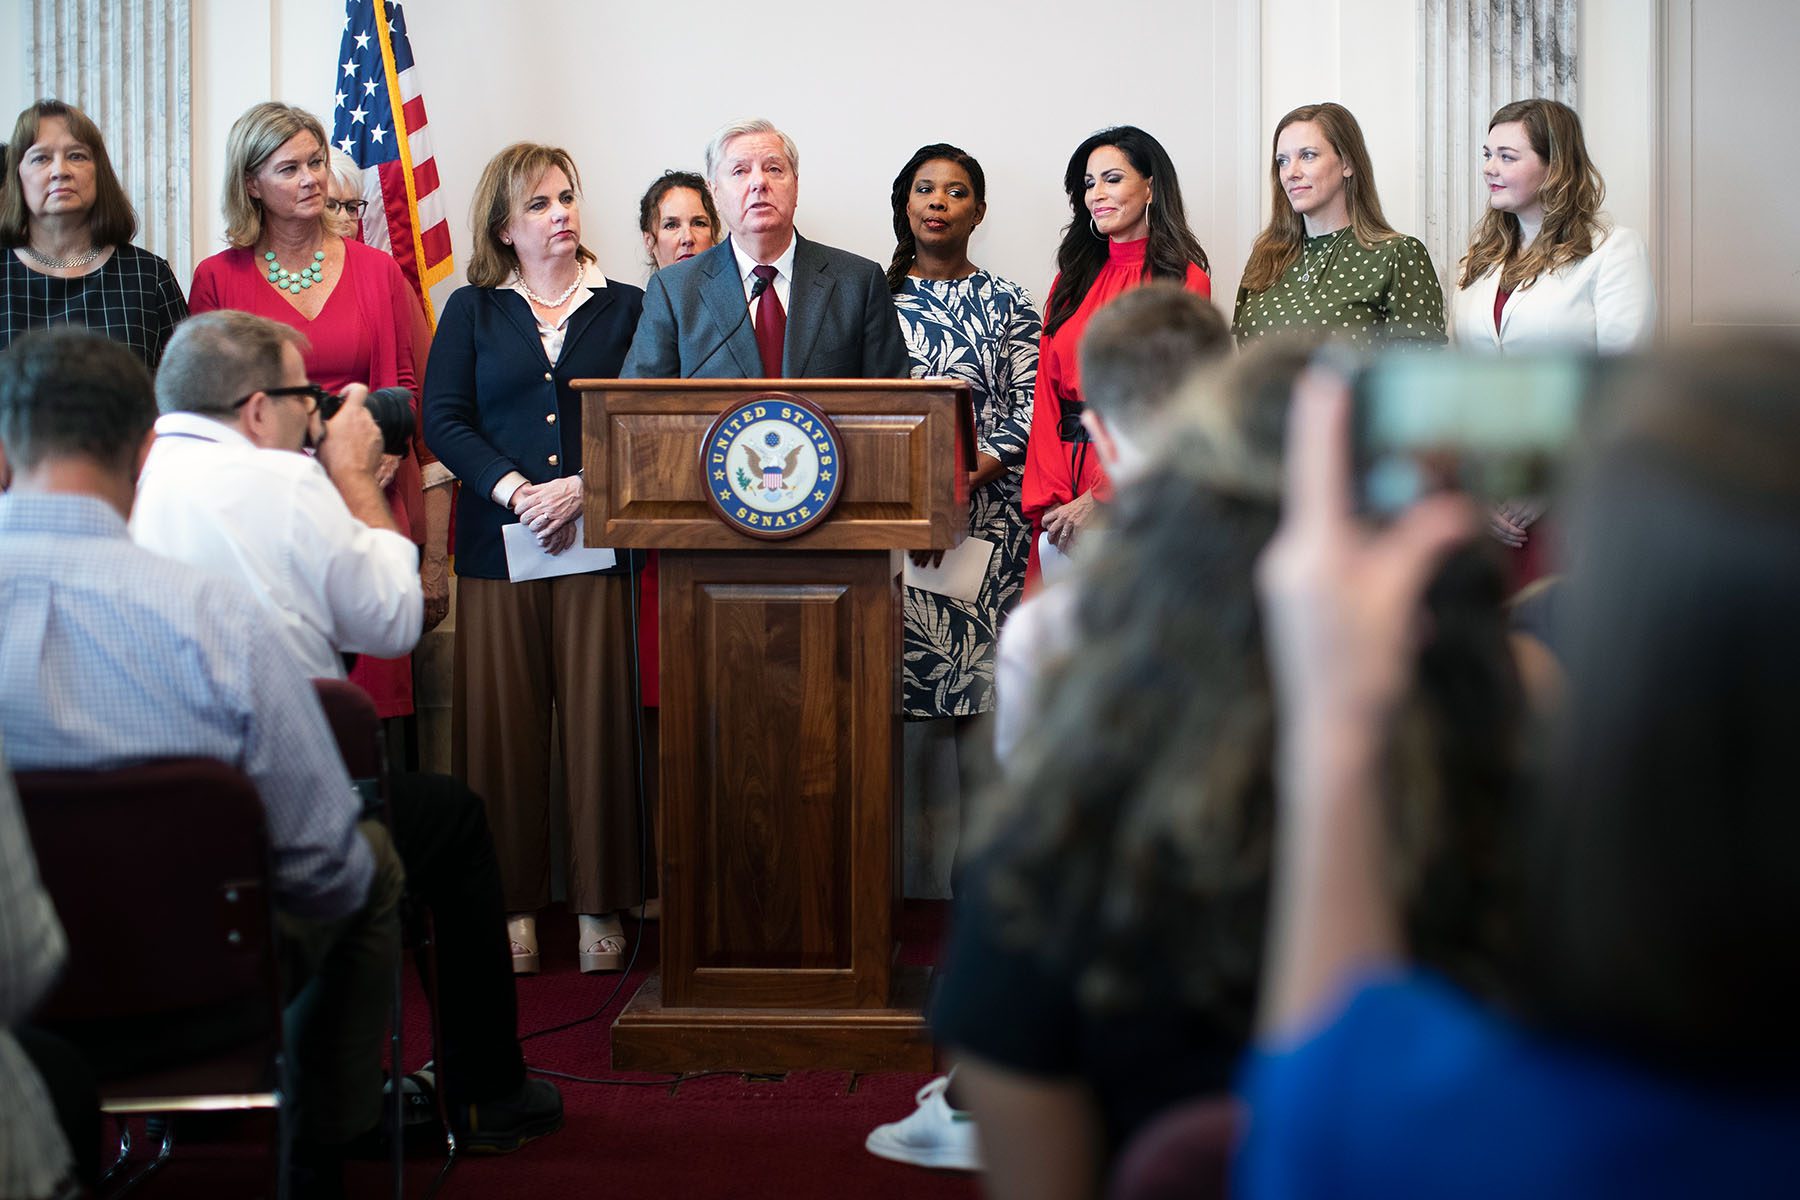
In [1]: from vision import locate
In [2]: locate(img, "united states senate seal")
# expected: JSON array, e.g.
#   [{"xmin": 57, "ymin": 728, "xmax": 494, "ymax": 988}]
[{"xmin": 701, "ymin": 393, "xmax": 845, "ymax": 540}]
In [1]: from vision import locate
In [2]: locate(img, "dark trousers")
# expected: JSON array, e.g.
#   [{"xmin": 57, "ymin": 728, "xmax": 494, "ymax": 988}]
[
  {"xmin": 387, "ymin": 771, "xmax": 525, "ymax": 1107},
  {"xmin": 16, "ymin": 1025, "xmax": 100, "ymax": 1190}
]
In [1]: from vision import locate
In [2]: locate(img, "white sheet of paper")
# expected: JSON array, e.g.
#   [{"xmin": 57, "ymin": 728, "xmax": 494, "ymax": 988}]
[
  {"xmin": 1036, "ymin": 531, "xmax": 1075, "ymax": 587},
  {"xmin": 503, "ymin": 516, "xmax": 616, "ymax": 582},
  {"xmin": 903, "ymin": 537, "xmax": 995, "ymax": 604}
]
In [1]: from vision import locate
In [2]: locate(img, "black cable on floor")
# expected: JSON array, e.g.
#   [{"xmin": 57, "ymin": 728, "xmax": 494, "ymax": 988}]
[{"xmin": 524, "ymin": 1067, "xmax": 748, "ymax": 1087}]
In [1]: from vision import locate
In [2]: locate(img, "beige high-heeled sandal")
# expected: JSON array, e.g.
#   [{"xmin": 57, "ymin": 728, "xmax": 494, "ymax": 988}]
[
  {"xmin": 508, "ymin": 913, "xmax": 540, "ymax": 975},
  {"xmin": 578, "ymin": 914, "xmax": 626, "ymax": 973}
]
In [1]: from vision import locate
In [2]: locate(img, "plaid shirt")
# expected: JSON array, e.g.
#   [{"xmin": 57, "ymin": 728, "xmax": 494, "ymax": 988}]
[
  {"xmin": 0, "ymin": 493, "xmax": 372, "ymax": 921},
  {"xmin": 0, "ymin": 244, "xmax": 189, "ymax": 369}
]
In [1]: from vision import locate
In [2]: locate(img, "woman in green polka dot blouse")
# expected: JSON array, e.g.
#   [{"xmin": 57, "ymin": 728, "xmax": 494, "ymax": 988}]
[{"xmin": 1233, "ymin": 103, "xmax": 1445, "ymax": 347}]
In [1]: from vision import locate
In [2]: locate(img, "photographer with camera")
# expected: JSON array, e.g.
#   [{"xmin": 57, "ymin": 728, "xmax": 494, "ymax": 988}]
[
  {"xmin": 132, "ymin": 308, "xmax": 564, "ymax": 1159},
  {"xmin": 134, "ymin": 310, "xmax": 420, "ymax": 678}
]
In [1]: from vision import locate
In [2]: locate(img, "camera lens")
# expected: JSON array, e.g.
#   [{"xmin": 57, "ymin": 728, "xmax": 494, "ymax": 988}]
[
  {"xmin": 365, "ymin": 387, "xmax": 417, "ymax": 456},
  {"xmin": 313, "ymin": 386, "xmax": 416, "ymax": 456}
]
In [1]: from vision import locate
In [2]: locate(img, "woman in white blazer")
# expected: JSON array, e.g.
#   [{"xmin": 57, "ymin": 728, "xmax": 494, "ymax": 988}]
[
  {"xmin": 1452, "ymin": 98, "xmax": 1655, "ymax": 353},
  {"xmin": 1452, "ymin": 98, "xmax": 1656, "ymax": 552}
]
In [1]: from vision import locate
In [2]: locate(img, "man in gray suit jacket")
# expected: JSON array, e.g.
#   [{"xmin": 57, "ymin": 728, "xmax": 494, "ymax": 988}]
[{"xmin": 621, "ymin": 118, "xmax": 909, "ymax": 380}]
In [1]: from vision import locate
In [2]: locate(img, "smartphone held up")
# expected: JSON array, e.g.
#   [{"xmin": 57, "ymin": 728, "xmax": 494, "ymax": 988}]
[{"xmin": 1347, "ymin": 350, "xmax": 1599, "ymax": 517}]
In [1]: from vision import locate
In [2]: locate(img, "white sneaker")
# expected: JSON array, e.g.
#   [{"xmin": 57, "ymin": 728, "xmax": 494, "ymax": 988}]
[{"xmin": 864, "ymin": 1073, "xmax": 981, "ymax": 1171}]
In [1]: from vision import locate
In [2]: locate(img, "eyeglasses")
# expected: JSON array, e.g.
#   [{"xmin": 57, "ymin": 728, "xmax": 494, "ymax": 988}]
[
  {"xmin": 232, "ymin": 383, "xmax": 333, "ymax": 413},
  {"xmin": 324, "ymin": 197, "xmax": 368, "ymax": 215}
]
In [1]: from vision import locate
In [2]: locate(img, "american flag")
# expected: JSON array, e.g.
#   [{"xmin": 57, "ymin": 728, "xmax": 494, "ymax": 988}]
[{"xmin": 330, "ymin": 0, "xmax": 453, "ymax": 321}]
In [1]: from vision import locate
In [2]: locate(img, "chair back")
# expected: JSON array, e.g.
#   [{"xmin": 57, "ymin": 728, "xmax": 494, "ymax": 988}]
[
  {"xmin": 17, "ymin": 758, "xmax": 277, "ymax": 1024},
  {"xmin": 1107, "ymin": 1096, "xmax": 1238, "ymax": 1200},
  {"xmin": 311, "ymin": 677, "xmax": 385, "ymax": 816}
]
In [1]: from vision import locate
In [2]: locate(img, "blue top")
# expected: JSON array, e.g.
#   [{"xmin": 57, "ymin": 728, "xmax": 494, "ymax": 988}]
[{"xmin": 1237, "ymin": 971, "xmax": 1800, "ymax": 1199}]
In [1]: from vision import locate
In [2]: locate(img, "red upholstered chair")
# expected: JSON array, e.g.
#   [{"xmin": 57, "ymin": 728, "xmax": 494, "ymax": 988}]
[
  {"xmin": 1106, "ymin": 1096, "xmax": 1238, "ymax": 1200},
  {"xmin": 312, "ymin": 676, "xmax": 387, "ymax": 815},
  {"xmin": 18, "ymin": 758, "xmax": 290, "ymax": 1199}
]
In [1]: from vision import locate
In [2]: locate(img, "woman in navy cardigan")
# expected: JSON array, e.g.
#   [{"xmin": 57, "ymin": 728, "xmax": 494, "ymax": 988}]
[{"xmin": 424, "ymin": 143, "xmax": 646, "ymax": 975}]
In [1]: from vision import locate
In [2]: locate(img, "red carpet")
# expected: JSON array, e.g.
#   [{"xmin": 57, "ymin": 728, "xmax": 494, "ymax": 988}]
[{"xmin": 122, "ymin": 901, "xmax": 978, "ymax": 1199}]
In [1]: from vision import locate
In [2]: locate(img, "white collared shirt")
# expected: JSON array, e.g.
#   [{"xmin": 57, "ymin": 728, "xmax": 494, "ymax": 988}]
[
  {"xmin": 132, "ymin": 411, "xmax": 422, "ymax": 680},
  {"xmin": 730, "ymin": 234, "xmax": 797, "ymax": 327}
]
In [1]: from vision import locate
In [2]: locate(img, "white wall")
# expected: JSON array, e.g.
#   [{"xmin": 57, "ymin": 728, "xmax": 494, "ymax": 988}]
[
  {"xmin": 0, "ymin": 0, "xmax": 1662, "ymax": 319},
  {"xmin": 1260, "ymin": 0, "xmax": 1422, "ymax": 244},
  {"xmin": 1260, "ymin": 0, "xmax": 1657, "ymax": 291},
  {"xmin": 1579, "ymin": 0, "xmax": 1655, "ymax": 245},
  {"xmin": 188, "ymin": 0, "xmax": 1260, "ymax": 319}
]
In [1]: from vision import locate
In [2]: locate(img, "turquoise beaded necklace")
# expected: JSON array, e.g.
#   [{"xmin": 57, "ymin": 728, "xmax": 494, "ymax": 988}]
[{"xmin": 265, "ymin": 248, "xmax": 326, "ymax": 294}]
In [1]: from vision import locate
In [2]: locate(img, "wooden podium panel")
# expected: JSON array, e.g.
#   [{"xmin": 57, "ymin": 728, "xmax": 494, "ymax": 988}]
[
  {"xmin": 658, "ymin": 551, "xmax": 900, "ymax": 1009},
  {"xmin": 579, "ymin": 379, "xmax": 971, "ymax": 550},
  {"xmin": 578, "ymin": 380, "xmax": 965, "ymax": 1073}
]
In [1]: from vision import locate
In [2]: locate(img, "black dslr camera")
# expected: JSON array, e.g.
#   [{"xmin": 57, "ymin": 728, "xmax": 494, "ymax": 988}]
[{"xmin": 317, "ymin": 385, "xmax": 417, "ymax": 456}]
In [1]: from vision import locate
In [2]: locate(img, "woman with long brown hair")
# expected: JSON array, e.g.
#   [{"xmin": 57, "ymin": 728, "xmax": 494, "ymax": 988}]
[
  {"xmin": 1452, "ymin": 98, "xmax": 1654, "ymax": 352},
  {"xmin": 1452, "ymin": 100, "xmax": 1653, "ymax": 554},
  {"xmin": 0, "ymin": 100, "xmax": 187, "ymax": 367},
  {"xmin": 1233, "ymin": 102, "xmax": 1444, "ymax": 347}
]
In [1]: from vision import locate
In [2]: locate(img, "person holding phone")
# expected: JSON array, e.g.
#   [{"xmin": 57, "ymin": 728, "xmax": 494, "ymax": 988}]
[
  {"xmin": 1233, "ymin": 103, "xmax": 1445, "ymax": 350},
  {"xmin": 1237, "ymin": 340, "xmax": 1800, "ymax": 1200}
]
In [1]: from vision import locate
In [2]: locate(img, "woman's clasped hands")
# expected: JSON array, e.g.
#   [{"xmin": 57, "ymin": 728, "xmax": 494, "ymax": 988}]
[{"xmin": 513, "ymin": 475, "xmax": 583, "ymax": 554}]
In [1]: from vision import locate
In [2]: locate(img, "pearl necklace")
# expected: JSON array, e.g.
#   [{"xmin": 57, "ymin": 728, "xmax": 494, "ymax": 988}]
[
  {"xmin": 22, "ymin": 243, "xmax": 103, "ymax": 270},
  {"xmin": 265, "ymin": 248, "xmax": 326, "ymax": 294},
  {"xmin": 516, "ymin": 268, "xmax": 583, "ymax": 309},
  {"xmin": 1298, "ymin": 229, "xmax": 1348, "ymax": 285}
]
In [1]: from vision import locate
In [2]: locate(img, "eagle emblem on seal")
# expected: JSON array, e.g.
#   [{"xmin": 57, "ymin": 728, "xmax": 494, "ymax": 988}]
[
  {"xmin": 702, "ymin": 394, "xmax": 845, "ymax": 540},
  {"xmin": 739, "ymin": 439, "xmax": 804, "ymax": 501}
]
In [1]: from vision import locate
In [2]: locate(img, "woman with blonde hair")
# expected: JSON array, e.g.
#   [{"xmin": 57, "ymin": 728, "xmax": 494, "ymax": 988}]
[
  {"xmin": 190, "ymin": 103, "xmax": 449, "ymax": 710},
  {"xmin": 1233, "ymin": 102, "xmax": 1444, "ymax": 347},
  {"xmin": 1452, "ymin": 98, "xmax": 1654, "ymax": 352},
  {"xmin": 423, "ymin": 143, "xmax": 647, "ymax": 974}
]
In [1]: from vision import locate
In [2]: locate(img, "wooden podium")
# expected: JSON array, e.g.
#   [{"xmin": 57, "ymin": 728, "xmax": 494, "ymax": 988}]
[{"xmin": 576, "ymin": 378, "xmax": 971, "ymax": 1072}]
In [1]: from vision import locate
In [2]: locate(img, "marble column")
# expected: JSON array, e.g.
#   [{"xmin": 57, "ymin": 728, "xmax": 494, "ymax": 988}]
[
  {"xmin": 1420, "ymin": 0, "xmax": 1578, "ymax": 295},
  {"xmin": 29, "ymin": 0, "xmax": 192, "ymax": 283}
]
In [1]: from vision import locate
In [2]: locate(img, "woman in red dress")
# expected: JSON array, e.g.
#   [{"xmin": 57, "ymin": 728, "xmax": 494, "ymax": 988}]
[
  {"xmin": 191, "ymin": 102, "xmax": 442, "ymax": 720},
  {"xmin": 1019, "ymin": 126, "xmax": 1212, "ymax": 586}
]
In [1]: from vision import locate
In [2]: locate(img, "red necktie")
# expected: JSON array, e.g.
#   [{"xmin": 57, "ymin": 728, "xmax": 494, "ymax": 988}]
[{"xmin": 752, "ymin": 264, "xmax": 785, "ymax": 378}]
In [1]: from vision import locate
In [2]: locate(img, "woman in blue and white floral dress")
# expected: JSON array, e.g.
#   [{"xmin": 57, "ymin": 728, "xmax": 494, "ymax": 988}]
[{"xmin": 886, "ymin": 143, "xmax": 1040, "ymax": 864}]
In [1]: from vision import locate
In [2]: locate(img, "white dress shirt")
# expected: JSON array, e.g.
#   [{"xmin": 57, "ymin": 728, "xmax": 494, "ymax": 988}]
[
  {"xmin": 132, "ymin": 412, "xmax": 422, "ymax": 679},
  {"xmin": 1450, "ymin": 225, "xmax": 1656, "ymax": 354},
  {"xmin": 730, "ymin": 234, "xmax": 797, "ymax": 327}
]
